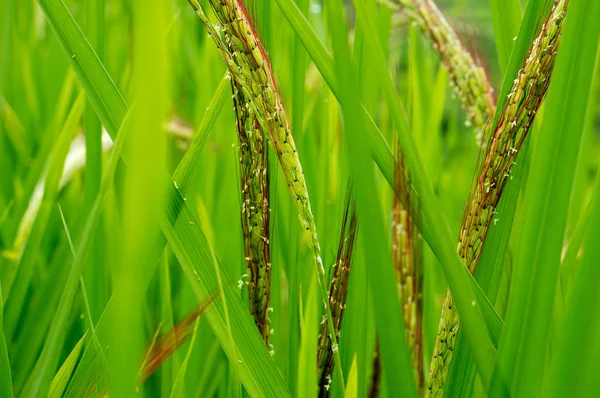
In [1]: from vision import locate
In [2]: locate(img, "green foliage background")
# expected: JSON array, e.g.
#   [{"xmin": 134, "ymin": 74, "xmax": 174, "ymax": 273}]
[{"xmin": 0, "ymin": 0, "xmax": 598, "ymax": 396}]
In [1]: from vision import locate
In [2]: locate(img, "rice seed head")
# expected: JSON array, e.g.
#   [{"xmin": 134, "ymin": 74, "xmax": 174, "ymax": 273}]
[
  {"xmin": 188, "ymin": 0, "xmax": 324, "ymax": 272},
  {"xmin": 393, "ymin": 145, "xmax": 424, "ymax": 392},
  {"xmin": 187, "ymin": 0, "xmax": 345, "ymax": 379},
  {"xmin": 462, "ymin": 0, "xmax": 566, "ymax": 273},
  {"xmin": 232, "ymin": 81, "xmax": 272, "ymax": 346},
  {"xmin": 391, "ymin": 0, "xmax": 496, "ymax": 143},
  {"xmin": 426, "ymin": 1, "xmax": 567, "ymax": 395},
  {"xmin": 317, "ymin": 188, "xmax": 358, "ymax": 397}
]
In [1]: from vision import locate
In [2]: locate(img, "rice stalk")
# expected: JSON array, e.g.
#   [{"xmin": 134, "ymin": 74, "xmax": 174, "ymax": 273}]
[
  {"xmin": 317, "ymin": 187, "xmax": 358, "ymax": 397},
  {"xmin": 185, "ymin": 0, "xmax": 345, "ymax": 385},
  {"xmin": 232, "ymin": 82, "xmax": 272, "ymax": 347},
  {"xmin": 369, "ymin": 146, "xmax": 423, "ymax": 397},
  {"xmin": 388, "ymin": 0, "xmax": 496, "ymax": 142},
  {"xmin": 426, "ymin": 1, "xmax": 567, "ymax": 395},
  {"xmin": 392, "ymin": 145, "xmax": 423, "ymax": 392}
]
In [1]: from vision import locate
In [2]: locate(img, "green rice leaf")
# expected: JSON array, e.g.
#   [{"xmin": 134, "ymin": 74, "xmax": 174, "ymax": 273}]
[
  {"xmin": 547, "ymin": 162, "xmax": 600, "ymax": 396},
  {"xmin": 0, "ymin": 284, "xmax": 13, "ymax": 398},
  {"xmin": 21, "ymin": 98, "xmax": 129, "ymax": 398},
  {"xmin": 169, "ymin": 317, "xmax": 201, "ymax": 398},
  {"xmin": 297, "ymin": 275, "xmax": 318, "ymax": 398},
  {"xmin": 48, "ymin": 334, "xmax": 86, "ymax": 398},
  {"xmin": 491, "ymin": 0, "xmax": 554, "ymax": 121},
  {"xmin": 344, "ymin": 356, "xmax": 358, "ymax": 398},
  {"xmin": 327, "ymin": 0, "xmax": 415, "ymax": 395},
  {"xmin": 490, "ymin": 0, "xmax": 521, "ymax": 72},
  {"xmin": 3, "ymin": 92, "xmax": 84, "ymax": 344}
]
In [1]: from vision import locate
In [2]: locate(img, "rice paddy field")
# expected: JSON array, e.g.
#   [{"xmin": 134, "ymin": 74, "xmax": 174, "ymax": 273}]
[{"xmin": 1, "ymin": 0, "xmax": 599, "ymax": 396}]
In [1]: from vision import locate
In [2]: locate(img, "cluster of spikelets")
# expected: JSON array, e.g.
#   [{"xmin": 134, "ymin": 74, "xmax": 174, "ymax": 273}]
[
  {"xmin": 387, "ymin": 0, "xmax": 496, "ymax": 143},
  {"xmin": 392, "ymin": 148, "xmax": 424, "ymax": 392},
  {"xmin": 184, "ymin": 0, "xmax": 274, "ymax": 347},
  {"xmin": 369, "ymin": 147, "xmax": 424, "ymax": 396},
  {"xmin": 427, "ymin": 0, "xmax": 567, "ymax": 395},
  {"xmin": 317, "ymin": 188, "xmax": 358, "ymax": 396},
  {"xmin": 231, "ymin": 78, "xmax": 272, "ymax": 346},
  {"xmin": 186, "ymin": 0, "xmax": 323, "ymax": 270}
]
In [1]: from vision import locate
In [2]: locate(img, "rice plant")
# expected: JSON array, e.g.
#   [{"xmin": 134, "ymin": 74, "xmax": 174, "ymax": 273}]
[{"xmin": 1, "ymin": 0, "xmax": 599, "ymax": 397}]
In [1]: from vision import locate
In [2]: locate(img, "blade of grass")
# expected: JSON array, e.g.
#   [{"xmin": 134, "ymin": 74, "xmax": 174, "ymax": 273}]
[
  {"xmin": 139, "ymin": 288, "xmax": 222, "ymax": 384},
  {"xmin": 56, "ymin": 202, "xmax": 107, "ymax": 398},
  {"xmin": 297, "ymin": 274, "xmax": 318, "ymax": 398},
  {"xmin": 20, "ymin": 102, "xmax": 130, "ymax": 398},
  {"xmin": 158, "ymin": 251, "xmax": 176, "ymax": 397},
  {"xmin": 195, "ymin": 340, "xmax": 223, "ymax": 396},
  {"xmin": 48, "ymin": 333, "xmax": 86, "ymax": 398},
  {"xmin": 343, "ymin": 7, "xmax": 389, "ymax": 394},
  {"xmin": 82, "ymin": 0, "xmax": 105, "ymax": 324},
  {"xmin": 34, "ymin": 1, "xmax": 126, "ymax": 136},
  {"xmin": 175, "ymin": 73, "xmax": 230, "ymax": 195},
  {"xmin": 345, "ymin": 356, "xmax": 358, "ymax": 398},
  {"xmin": 546, "ymin": 172, "xmax": 600, "ymax": 396},
  {"xmin": 9, "ymin": 243, "xmax": 71, "ymax": 393},
  {"xmin": 83, "ymin": 0, "xmax": 104, "ymax": 215},
  {"xmin": 489, "ymin": 0, "xmax": 521, "ymax": 73},
  {"xmin": 0, "ymin": 0, "xmax": 12, "ymax": 101},
  {"xmin": 1, "ymin": 99, "xmax": 31, "ymax": 162},
  {"xmin": 3, "ymin": 92, "xmax": 84, "ymax": 343},
  {"xmin": 109, "ymin": 0, "xmax": 169, "ymax": 394},
  {"xmin": 169, "ymin": 316, "xmax": 201, "ymax": 398},
  {"xmin": 560, "ymin": 198, "xmax": 591, "ymax": 294},
  {"xmin": 326, "ymin": 0, "xmax": 415, "ymax": 395},
  {"xmin": 0, "ymin": 284, "xmax": 13, "ymax": 398},
  {"xmin": 407, "ymin": 25, "xmax": 447, "ymax": 181},
  {"xmin": 291, "ymin": 0, "xmax": 309, "ymax": 143},
  {"xmin": 3, "ymin": 71, "xmax": 78, "ymax": 254},
  {"xmin": 490, "ymin": 0, "xmax": 554, "ymax": 124}
]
